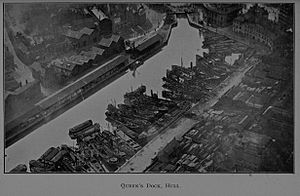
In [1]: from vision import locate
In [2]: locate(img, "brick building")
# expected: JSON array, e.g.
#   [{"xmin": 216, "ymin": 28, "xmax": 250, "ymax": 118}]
[
  {"xmin": 232, "ymin": 5, "xmax": 277, "ymax": 50},
  {"xmin": 203, "ymin": 3, "xmax": 242, "ymax": 27}
]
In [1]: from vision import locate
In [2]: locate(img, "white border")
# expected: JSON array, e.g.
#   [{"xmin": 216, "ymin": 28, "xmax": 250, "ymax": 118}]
[{"xmin": 1, "ymin": 1, "xmax": 299, "ymax": 196}]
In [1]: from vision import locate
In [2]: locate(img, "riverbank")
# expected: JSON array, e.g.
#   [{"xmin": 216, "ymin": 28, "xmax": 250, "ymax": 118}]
[
  {"xmin": 5, "ymin": 14, "xmax": 179, "ymax": 149},
  {"xmin": 5, "ymin": 69, "xmax": 129, "ymax": 148},
  {"xmin": 5, "ymin": 18, "xmax": 206, "ymax": 172}
]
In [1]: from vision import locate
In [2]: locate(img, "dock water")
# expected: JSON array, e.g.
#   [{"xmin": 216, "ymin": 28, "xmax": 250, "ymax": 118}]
[{"xmin": 5, "ymin": 18, "xmax": 207, "ymax": 171}]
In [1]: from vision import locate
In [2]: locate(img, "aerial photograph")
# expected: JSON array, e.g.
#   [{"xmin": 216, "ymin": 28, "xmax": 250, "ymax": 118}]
[{"xmin": 4, "ymin": 3, "xmax": 294, "ymax": 173}]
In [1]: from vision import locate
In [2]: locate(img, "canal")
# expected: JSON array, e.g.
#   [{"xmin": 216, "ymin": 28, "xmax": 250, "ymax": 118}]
[{"xmin": 5, "ymin": 18, "xmax": 208, "ymax": 171}]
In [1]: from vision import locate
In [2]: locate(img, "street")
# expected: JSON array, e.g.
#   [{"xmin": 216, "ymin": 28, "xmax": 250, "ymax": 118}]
[{"xmin": 5, "ymin": 29, "xmax": 34, "ymax": 85}]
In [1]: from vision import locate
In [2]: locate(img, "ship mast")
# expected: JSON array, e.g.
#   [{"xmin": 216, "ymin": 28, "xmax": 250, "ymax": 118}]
[
  {"xmin": 181, "ymin": 56, "xmax": 183, "ymax": 67},
  {"xmin": 180, "ymin": 40, "xmax": 184, "ymax": 67}
]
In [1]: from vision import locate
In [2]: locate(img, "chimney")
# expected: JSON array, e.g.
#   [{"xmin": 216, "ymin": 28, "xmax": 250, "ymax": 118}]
[{"xmin": 190, "ymin": 62, "xmax": 193, "ymax": 69}]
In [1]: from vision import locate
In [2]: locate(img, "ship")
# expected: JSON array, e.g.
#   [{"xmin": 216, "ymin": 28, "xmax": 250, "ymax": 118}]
[
  {"xmin": 69, "ymin": 120, "xmax": 93, "ymax": 139},
  {"xmin": 105, "ymin": 85, "xmax": 181, "ymax": 138},
  {"xmin": 9, "ymin": 164, "xmax": 27, "ymax": 173},
  {"xmin": 29, "ymin": 146, "xmax": 61, "ymax": 173}
]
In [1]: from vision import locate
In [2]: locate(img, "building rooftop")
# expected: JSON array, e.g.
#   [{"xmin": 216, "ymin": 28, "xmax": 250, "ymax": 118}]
[
  {"xmin": 111, "ymin": 34, "xmax": 121, "ymax": 42},
  {"xmin": 52, "ymin": 46, "xmax": 105, "ymax": 70},
  {"xmin": 98, "ymin": 37, "xmax": 113, "ymax": 47},
  {"xmin": 69, "ymin": 17, "xmax": 98, "ymax": 30},
  {"xmin": 82, "ymin": 46, "xmax": 105, "ymax": 58},
  {"xmin": 51, "ymin": 58, "xmax": 76, "ymax": 71},
  {"xmin": 63, "ymin": 27, "xmax": 95, "ymax": 40},
  {"xmin": 97, "ymin": 34, "xmax": 121, "ymax": 48},
  {"xmin": 204, "ymin": 3, "xmax": 242, "ymax": 14},
  {"xmin": 135, "ymin": 34, "xmax": 162, "ymax": 52},
  {"xmin": 91, "ymin": 6, "xmax": 108, "ymax": 21}
]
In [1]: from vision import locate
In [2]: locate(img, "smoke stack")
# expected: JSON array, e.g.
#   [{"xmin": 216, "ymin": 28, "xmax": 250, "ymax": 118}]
[{"xmin": 190, "ymin": 62, "xmax": 193, "ymax": 69}]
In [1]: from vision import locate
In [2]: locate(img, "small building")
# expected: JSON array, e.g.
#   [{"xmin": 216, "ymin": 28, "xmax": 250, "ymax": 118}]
[
  {"xmin": 79, "ymin": 46, "xmax": 106, "ymax": 66},
  {"xmin": 62, "ymin": 27, "xmax": 100, "ymax": 49},
  {"xmin": 51, "ymin": 59, "xmax": 78, "ymax": 78},
  {"xmin": 96, "ymin": 34, "xmax": 125, "ymax": 57},
  {"xmin": 203, "ymin": 3, "xmax": 242, "ymax": 27},
  {"xmin": 90, "ymin": 7, "xmax": 113, "ymax": 35}
]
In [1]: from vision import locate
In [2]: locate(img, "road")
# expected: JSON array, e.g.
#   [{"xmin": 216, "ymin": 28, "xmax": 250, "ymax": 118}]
[
  {"xmin": 4, "ymin": 29, "xmax": 34, "ymax": 86},
  {"xmin": 191, "ymin": 56, "xmax": 260, "ymax": 114},
  {"xmin": 117, "ymin": 117, "xmax": 198, "ymax": 172},
  {"xmin": 117, "ymin": 52, "xmax": 260, "ymax": 172}
]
